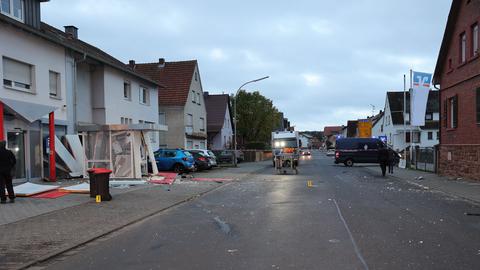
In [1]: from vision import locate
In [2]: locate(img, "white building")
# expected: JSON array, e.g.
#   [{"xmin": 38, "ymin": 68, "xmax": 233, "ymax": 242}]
[
  {"xmin": 0, "ymin": 0, "xmax": 166, "ymax": 180},
  {"xmin": 134, "ymin": 59, "xmax": 208, "ymax": 149},
  {"xmin": 373, "ymin": 91, "xmax": 439, "ymax": 152},
  {"xmin": 204, "ymin": 93, "xmax": 233, "ymax": 150},
  {"xmin": 299, "ymin": 133, "xmax": 313, "ymax": 149}
]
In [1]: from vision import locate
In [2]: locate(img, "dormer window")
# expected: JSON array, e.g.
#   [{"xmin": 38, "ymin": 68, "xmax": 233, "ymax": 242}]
[{"xmin": 1, "ymin": 0, "xmax": 24, "ymax": 22}]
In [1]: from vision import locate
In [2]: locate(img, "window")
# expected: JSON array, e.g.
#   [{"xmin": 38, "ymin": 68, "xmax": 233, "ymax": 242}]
[
  {"xmin": 437, "ymin": 132, "xmax": 440, "ymax": 140},
  {"xmin": 192, "ymin": 90, "xmax": 196, "ymax": 103},
  {"xmin": 1, "ymin": 0, "xmax": 23, "ymax": 21},
  {"xmin": 121, "ymin": 117, "xmax": 133, "ymax": 124},
  {"xmin": 139, "ymin": 86, "xmax": 149, "ymax": 105},
  {"xmin": 460, "ymin": 32, "xmax": 467, "ymax": 63},
  {"xmin": 123, "ymin": 81, "xmax": 131, "ymax": 100},
  {"xmin": 476, "ymin": 88, "xmax": 480, "ymax": 124},
  {"xmin": 186, "ymin": 114, "xmax": 193, "ymax": 127},
  {"xmin": 49, "ymin": 71, "xmax": 60, "ymax": 98},
  {"xmin": 428, "ymin": 132, "xmax": 433, "ymax": 140},
  {"xmin": 159, "ymin": 112, "xmax": 166, "ymax": 125},
  {"xmin": 473, "ymin": 24, "xmax": 479, "ymax": 57},
  {"xmin": 425, "ymin": 113, "xmax": 433, "ymax": 120},
  {"xmin": 199, "ymin": 117, "xmax": 205, "ymax": 131},
  {"xmin": 194, "ymin": 72, "xmax": 198, "ymax": 81},
  {"xmin": 197, "ymin": 92, "xmax": 201, "ymax": 105},
  {"xmin": 449, "ymin": 96, "xmax": 458, "ymax": 128},
  {"xmin": 200, "ymin": 141, "xmax": 206, "ymax": 149},
  {"xmin": 186, "ymin": 140, "xmax": 193, "ymax": 149},
  {"xmin": 2, "ymin": 57, "xmax": 33, "ymax": 92}
]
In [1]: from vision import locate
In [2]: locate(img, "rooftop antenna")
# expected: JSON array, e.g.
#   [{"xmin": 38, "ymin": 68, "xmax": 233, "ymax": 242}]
[{"xmin": 370, "ymin": 104, "xmax": 375, "ymax": 117}]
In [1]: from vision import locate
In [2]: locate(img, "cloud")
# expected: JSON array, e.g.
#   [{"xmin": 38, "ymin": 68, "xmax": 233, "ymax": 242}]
[
  {"xmin": 209, "ymin": 48, "xmax": 228, "ymax": 61},
  {"xmin": 40, "ymin": 0, "xmax": 451, "ymax": 131},
  {"xmin": 301, "ymin": 73, "xmax": 324, "ymax": 87}
]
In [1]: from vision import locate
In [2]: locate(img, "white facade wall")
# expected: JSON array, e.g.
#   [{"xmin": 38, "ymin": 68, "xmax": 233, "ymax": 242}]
[
  {"xmin": 103, "ymin": 66, "xmax": 158, "ymax": 125},
  {"xmin": 183, "ymin": 65, "xmax": 207, "ymax": 149},
  {"xmin": 0, "ymin": 25, "xmax": 67, "ymax": 122},
  {"xmin": 211, "ymin": 106, "xmax": 233, "ymax": 150}
]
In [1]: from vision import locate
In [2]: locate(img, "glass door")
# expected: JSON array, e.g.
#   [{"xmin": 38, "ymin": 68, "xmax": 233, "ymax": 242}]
[{"xmin": 7, "ymin": 131, "xmax": 26, "ymax": 179}]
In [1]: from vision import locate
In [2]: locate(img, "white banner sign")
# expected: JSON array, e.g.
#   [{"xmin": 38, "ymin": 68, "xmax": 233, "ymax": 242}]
[{"xmin": 410, "ymin": 71, "xmax": 432, "ymax": 126}]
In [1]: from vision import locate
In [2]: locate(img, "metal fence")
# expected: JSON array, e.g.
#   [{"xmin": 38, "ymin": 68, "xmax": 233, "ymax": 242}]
[{"xmin": 411, "ymin": 147, "xmax": 437, "ymax": 172}]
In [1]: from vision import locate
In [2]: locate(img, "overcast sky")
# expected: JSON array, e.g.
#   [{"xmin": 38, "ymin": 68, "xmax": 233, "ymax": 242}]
[{"xmin": 42, "ymin": 0, "xmax": 451, "ymax": 131}]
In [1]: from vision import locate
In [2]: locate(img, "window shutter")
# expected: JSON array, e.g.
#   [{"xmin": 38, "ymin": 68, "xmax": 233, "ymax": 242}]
[
  {"xmin": 3, "ymin": 58, "xmax": 31, "ymax": 85},
  {"xmin": 453, "ymin": 95, "xmax": 458, "ymax": 128}
]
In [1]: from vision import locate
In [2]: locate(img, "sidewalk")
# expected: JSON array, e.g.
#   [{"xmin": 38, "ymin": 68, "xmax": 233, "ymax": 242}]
[
  {"xmin": 365, "ymin": 165, "xmax": 480, "ymax": 204},
  {"xmin": 0, "ymin": 161, "xmax": 269, "ymax": 270}
]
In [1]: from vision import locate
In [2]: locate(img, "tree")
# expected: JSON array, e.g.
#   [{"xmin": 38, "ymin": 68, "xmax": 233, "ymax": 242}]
[{"xmin": 232, "ymin": 90, "xmax": 282, "ymax": 149}]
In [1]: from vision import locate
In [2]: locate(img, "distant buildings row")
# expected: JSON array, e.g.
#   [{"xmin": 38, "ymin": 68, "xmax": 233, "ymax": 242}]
[
  {"xmin": 323, "ymin": 0, "xmax": 480, "ymax": 180},
  {"xmin": 0, "ymin": 0, "xmax": 238, "ymax": 181}
]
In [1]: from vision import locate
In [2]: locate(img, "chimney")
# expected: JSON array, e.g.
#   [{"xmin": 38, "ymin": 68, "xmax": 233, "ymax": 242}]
[
  {"xmin": 64, "ymin": 26, "xmax": 78, "ymax": 39},
  {"xmin": 158, "ymin": 58, "xmax": 165, "ymax": 68},
  {"xmin": 128, "ymin": 60, "xmax": 136, "ymax": 69}
]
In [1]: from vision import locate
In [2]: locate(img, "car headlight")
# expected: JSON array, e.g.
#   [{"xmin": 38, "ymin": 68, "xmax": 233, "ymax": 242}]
[
  {"xmin": 274, "ymin": 141, "xmax": 281, "ymax": 148},
  {"xmin": 280, "ymin": 141, "xmax": 286, "ymax": 147}
]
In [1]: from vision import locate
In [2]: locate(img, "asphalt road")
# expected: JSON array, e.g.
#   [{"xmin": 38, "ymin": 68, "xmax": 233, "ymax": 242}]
[{"xmin": 41, "ymin": 151, "xmax": 480, "ymax": 270}]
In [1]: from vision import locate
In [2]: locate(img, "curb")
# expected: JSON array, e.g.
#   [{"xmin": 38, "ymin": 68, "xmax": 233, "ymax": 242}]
[{"xmin": 15, "ymin": 163, "xmax": 269, "ymax": 270}]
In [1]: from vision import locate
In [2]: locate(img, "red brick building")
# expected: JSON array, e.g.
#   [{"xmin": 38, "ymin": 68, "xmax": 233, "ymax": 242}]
[{"xmin": 433, "ymin": 0, "xmax": 480, "ymax": 180}]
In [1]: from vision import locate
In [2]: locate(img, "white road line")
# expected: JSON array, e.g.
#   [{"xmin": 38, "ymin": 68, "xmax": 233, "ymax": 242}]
[{"xmin": 333, "ymin": 199, "xmax": 370, "ymax": 270}]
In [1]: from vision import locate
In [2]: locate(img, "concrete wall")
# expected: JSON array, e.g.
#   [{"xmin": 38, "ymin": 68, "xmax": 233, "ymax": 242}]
[
  {"xmin": 0, "ymin": 24, "xmax": 67, "ymax": 121},
  {"xmin": 75, "ymin": 62, "xmax": 93, "ymax": 124},
  {"xmin": 161, "ymin": 106, "xmax": 185, "ymax": 148}
]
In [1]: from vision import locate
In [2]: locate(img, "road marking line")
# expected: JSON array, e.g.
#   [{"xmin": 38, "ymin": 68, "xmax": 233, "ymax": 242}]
[{"xmin": 333, "ymin": 199, "xmax": 369, "ymax": 270}]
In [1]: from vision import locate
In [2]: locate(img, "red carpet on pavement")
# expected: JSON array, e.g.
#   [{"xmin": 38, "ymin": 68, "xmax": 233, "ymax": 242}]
[
  {"xmin": 149, "ymin": 172, "xmax": 178, "ymax": 185},
  {"xmin": 191, "ymin": 178, "xmax": 233, "ymax": 182},
  {"xmin": 31, "ymin": 190, "xmax": 69, "ymax": 199}
]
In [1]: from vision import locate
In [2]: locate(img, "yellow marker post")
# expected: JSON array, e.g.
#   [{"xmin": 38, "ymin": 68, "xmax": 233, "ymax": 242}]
[
  {"xmin": 307, "ymin": 180, "xmax": 313, "ymax": 187},
  {"xmin": 96, "ymin": 195, "xmax": 101, "ymax": 203}
]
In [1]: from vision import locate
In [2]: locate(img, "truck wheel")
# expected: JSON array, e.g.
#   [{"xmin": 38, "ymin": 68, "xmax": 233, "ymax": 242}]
[{"xmin": 344, "ymin": 159, "xmax": 354, "ymax": 167}]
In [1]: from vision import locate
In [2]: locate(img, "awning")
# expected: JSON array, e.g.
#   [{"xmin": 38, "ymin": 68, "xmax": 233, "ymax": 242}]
[{"xmin": 0, "ymin": 98, "xmax": 57, "ymax": 123}]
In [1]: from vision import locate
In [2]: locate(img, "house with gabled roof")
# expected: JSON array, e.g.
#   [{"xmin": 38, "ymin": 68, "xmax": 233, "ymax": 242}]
[
  {"xmin": 433, "ymin": 0, "xmax": 480, "ymax": 180},
  {"xmin": 203, "ymin": 92, "xmax": 233, "ymax": 150},
  {"xmin": 133, "ymin": 59, "xmax": 208, "ymax": 149},
  {"xmin": 376, "ymin": 91, "xmax": 439, "ymax": 152},
  {"xmin": 0, "ymin": 0, "xmax": 165, "ymax": 180}
]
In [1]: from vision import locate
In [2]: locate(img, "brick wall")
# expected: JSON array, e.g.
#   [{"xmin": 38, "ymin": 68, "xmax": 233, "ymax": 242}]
[{"xmin": 439, "ymin": 145, "xmax": 480, "ymax": 180}]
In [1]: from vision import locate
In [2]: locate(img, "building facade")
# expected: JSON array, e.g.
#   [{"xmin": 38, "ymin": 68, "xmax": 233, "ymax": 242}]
[
  {"xmin": 375, "ymin": 91, "xmax": 439, "ymax": 153},
  {"xmin": 134, "ymin": 59, "xmax": 208, "ymax": 149},
  {"xmin": 433, "ymin": 0, "xmax": 480, "ymax": 180},
  {"xmin": 0, "ymin": 0, "xmax": 166, "ymax": 180},
  {"xmin": 204, "ymin": 93, "xmax": 233, "ymax": 150}
]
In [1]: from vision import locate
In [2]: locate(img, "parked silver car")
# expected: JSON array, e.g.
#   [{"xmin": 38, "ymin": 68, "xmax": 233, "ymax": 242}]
[{"xmin": 186, "ymin": 149, "xmax": 218, "ymax": 168}]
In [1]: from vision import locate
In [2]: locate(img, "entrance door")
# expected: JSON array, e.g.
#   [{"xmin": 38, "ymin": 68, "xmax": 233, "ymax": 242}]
[{"xmin": 7, "ymin": 131, "xmax": 26, "ymax": 179}]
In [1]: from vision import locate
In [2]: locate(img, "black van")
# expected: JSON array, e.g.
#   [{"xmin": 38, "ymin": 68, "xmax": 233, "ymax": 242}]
[{"xmin": 334, "ymin": 138, "xmax": 385, "ymax": 167}]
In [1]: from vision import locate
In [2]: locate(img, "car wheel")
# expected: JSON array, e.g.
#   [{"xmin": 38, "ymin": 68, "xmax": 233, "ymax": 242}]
[
  {"xmin": 173, "ymin": 163, "xmax": 185, "ymax": 173},
  {"xmin": 344, "ymin": 159, "xmax": 354, "ymax": 167}
]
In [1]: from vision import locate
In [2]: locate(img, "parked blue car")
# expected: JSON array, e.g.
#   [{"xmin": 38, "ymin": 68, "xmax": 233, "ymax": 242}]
[{"xmin": 154, "ymin": 149, "xmax": 195, "ymax": 173}]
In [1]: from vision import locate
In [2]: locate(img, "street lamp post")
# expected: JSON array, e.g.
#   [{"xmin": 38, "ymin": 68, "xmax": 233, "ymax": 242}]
[{"xmin": 233, "ymin": 76, "xmax": 269, "ymax": 167}]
